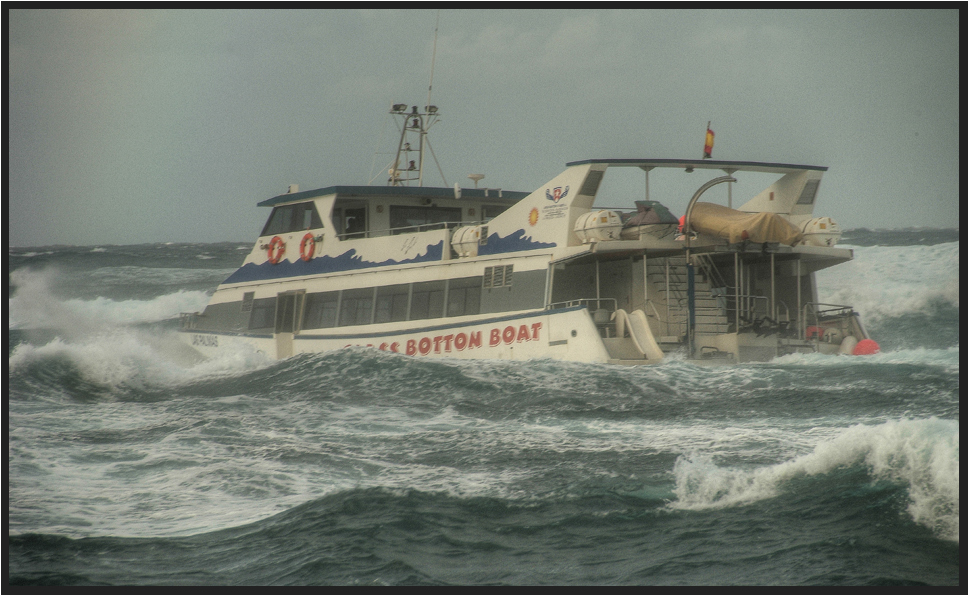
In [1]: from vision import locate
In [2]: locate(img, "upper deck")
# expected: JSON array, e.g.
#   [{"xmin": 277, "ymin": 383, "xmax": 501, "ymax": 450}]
[{"xmin": 220, "ymin": 157, "xmax": 840, "ymax": 288}]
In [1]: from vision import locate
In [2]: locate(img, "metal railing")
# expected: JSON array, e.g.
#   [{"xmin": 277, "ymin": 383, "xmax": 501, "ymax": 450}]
[
  {"xmin": 546, "ymin": 298, "xmax": 618, "ymax": 315},
  {"xmin": 179, "ymin": 312, "xmax": 203, "ymax": 330},
  {"xmin": 337, "ymin": 220, "xmax": 461, "ymax": 241},
  {"xmin": 801, "ymin": 302, "xmax": 856, "ymax": 342}
]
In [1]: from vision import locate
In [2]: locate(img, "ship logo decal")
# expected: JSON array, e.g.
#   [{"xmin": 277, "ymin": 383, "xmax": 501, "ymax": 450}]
[{"xmin": 545, "ymin": 186, "xmax": 569, "ymax": 203}]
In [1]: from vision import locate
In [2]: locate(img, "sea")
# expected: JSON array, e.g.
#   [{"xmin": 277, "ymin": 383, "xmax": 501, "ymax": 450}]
[{"xmin": 7, "ymin": 228, "xmax": 961, "ymax": 586}]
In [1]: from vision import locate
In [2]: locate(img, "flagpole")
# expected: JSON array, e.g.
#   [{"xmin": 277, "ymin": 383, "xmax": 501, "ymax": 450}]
[{"xmin": 703, "ymin": 121, "xmax": 711, "ymax": 159}]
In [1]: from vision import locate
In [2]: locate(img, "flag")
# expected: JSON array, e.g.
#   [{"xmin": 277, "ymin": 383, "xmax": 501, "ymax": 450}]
[{"xmin": 703, "ymin": 126, "xmax": 715, "ymax": 159}]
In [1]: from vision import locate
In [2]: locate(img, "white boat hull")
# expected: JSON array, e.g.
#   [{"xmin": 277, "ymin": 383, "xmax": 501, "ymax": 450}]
[{"xmin": 180, "ymin": 306, "xmax": 618, "ymax": 363}]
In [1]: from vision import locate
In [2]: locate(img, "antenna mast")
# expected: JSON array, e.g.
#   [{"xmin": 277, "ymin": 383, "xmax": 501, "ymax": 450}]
[
  {"xmin": 421, "ymin": 10, "xmax": 440, "ymax": 187},
  {"xmin": 387, "ymin": 11, "xmax": 447, "ymax": 188}
]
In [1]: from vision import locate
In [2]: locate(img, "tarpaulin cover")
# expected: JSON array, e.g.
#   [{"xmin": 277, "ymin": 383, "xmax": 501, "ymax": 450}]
[
  {"xmin": 688, "ymin": 202, "xmax": 803, "ymax": 245},
  {"xmin": 621, "ymin": 200, "xmax": 679, "ymax": 227}
]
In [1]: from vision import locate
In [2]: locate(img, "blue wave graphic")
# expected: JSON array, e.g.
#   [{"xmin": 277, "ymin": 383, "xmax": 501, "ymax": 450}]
[
  {"xmin": 221, "ymin": 241, "xmax": 445, "ymax": 284},
  {"xmin": 477, "ymin": 228, "xmax": 556, "ymax": 256}
]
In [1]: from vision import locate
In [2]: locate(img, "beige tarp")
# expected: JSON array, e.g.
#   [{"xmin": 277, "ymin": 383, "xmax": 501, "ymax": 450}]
[{"xmin": 688, "ymin": 202, "xmax": 803, "ymax": 246}]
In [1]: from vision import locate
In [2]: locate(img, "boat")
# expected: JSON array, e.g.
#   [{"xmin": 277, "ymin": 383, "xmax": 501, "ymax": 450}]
[{"xmin": 179, "ymin": 104, "xmax": 879, "ymax": 364}]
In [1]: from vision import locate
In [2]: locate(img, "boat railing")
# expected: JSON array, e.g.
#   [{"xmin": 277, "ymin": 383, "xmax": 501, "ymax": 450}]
[
  {"xmin": 338, "ymin": 217, "xmax": 505, "ymax": 241},
  {"xmin": 547, "ymin": 298, "xmax": 619, "ymax": 328},
  {"xmin": 338, "ymin": 220, "xmax": 461, "ymax": 241},
  {"xmin": 645, "ymin": 298, "xmax": 687, "ymax": 339},
  {"xmin": 179, "ymin": 312, "xmax": 203, "ymax": 330},
  {"xmin": 692, "ymin": 252, "xmax": 729, "ymax": 290},
  {"xmin": 801, "ymin": 302, "xmax": 856, "ymax": 342},
  {"xmin": 547, "ymin": 298, "xmax": 618, "ymax": 314}
]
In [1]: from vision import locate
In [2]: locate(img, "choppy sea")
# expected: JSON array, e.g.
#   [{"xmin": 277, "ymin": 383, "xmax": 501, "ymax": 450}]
[{"xmin": 7, "ymin": 228, "xmax": 961, "ymax": 586}]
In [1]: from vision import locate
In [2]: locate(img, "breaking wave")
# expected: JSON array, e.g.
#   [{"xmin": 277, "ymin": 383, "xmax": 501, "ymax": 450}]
[{"xmin": 670, "ymin": 418, "xmax": 960, "ymax": 542}]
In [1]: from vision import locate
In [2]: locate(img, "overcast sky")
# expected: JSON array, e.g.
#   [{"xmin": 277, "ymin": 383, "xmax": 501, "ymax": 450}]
[{"xmin": 8, "ymin": 8, "xmax": 961, "ymax": 246}]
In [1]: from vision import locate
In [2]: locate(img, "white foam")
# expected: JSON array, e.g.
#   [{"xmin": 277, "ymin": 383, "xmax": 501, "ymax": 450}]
[
  {"xmin": 670, "ymin": 418, "xmax": 959, "ymax": 541},
  {"xmin": 817, "ymin": 242, "xmax": 959, "ymax": 321},
  {"xmin": 768, "ymin": 346, "xmax": 960, "ymax": 372},
  {"xmin": 8, "ymin": 327, "xmax": 272, "ymax": 389},
  {"xmin": 9, "ymin": 268, "xmax": 271, "ymax": 388},
  {"xmin": 8, "ymin": 268, "xmax": 212, "ymax": 330}
]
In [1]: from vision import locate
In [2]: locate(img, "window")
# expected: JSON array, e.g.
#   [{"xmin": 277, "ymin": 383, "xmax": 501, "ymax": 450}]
[
  {"xmin": 303, "ymin": 291, "xmax": 339, "ymax": 329},
  {"xmin": 410, "ymin": 281, "xmax": 445, "ymax": 320},
  {"xmin": 261, "ymin": 202, "xmax": 323, "ymax": 236},
  {"xmin": 578, "ymin": 170, "xmax": 604, "ymax": 197},
  {"xmin": 275, "ymin": 292, "xmax": 304, "ymax": 334},
  {"xmin": 337, "ymin": 207, "xmax": 367, "ymax": 239},
  {"xmin": 447, "ymin": 277, "xmax": 482, "ymax": 317},
  {"xmin": 339, "ymin": 288, "xmax": 374, "ymax": 327},
  {"xmin": 248, "ymin": 297, "xmax": 277, "ymax": 330},
  {"xmin": 375, "ymin": 284, "xmax": 410, "ymax": 324},
  {"xmin": 481, "ymin": 205, "xmax": 507, "ymax": 221},
  {"xmin": 796, "ymin": 179, "xmax": 820, "ymax": 205},
  {"xmin": 389, "ymin": 206, "xmax": 462, "ymax": 234},
  {"xmin": 241, "ymin": 292, "xmax": 255, "ymax": 313},
  {"xmin": 483, "ymin": 265, "xmax": 513, "ymax": 289}
]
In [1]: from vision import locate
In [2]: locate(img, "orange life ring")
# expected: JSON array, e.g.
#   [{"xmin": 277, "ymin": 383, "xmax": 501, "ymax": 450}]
[
  {"xmin": 267, "ymin": 236, "xmax": 285, "ymax": 264},
  {"xmin": 299, "ymin": 233, "xmax": 315, "ymax": 262}
]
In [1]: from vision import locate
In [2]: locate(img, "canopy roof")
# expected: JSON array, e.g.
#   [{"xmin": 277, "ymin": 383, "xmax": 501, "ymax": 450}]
[{"xmin": 565, "ymin": 158, "xmax": 828, "ymax": 175}]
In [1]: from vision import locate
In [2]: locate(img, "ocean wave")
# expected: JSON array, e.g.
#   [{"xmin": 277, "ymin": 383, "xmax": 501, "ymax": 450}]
[
  {"xmin": 8, "ymin": 268, "xmax": 212, "ymax": 330},
  {"xmin": 669, "ymin": 418, "xmax": 959, "ymax": 542},
  {"xmin": 816, "ymin": 242, "xmax": 959, "ymax": 321},
  {"xmin": 9, "ymin": 329, "xmax": 273, "ymax": 396}
]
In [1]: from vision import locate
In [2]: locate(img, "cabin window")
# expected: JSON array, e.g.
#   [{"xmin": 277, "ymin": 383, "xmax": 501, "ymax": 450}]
[
  {"xmin": 375, "ymin": 284, "xmax": 410, "ymax": 324},
  {"xmin": 447, "ymin": 277, "xmax": 482, "ymax": 317},
  {"xmin": 248, "ymin": 297, "xmax": 277, "ymax": 330},
  {"xmin": 389, "ymin": 206, "xmax": 462, "ymax": 234},
  {"xmin": 409, "ymin": 281, "xmax": 445, "ymax": 320},
  {"xmin": 303, "ymin": 291, "xmax": 339, "ymax": 329},
  {"xmin": 261, "ymin": 202, "xmax": 323, "ymax": 236},
  {"xmin": 275, "ymin": 292, "xmax": 304, "ymax": 334},
  {"xmin": 481, "ymin": 205, "xmax": 508, "ymax": 221},
  {"xmin": 240, "ymin": 292, "xmax": 255, "ymax": 313},
  {"xmin": 339, "ymin": 287, "xmax": 374, "ymax": 327},
  {"xmin": 336, "ymin": 207, "xmax": 368, "ymax": 239}
]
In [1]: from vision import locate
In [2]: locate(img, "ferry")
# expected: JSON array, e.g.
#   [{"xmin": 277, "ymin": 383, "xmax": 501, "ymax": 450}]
[{"xmin": 180, "ymin": 104, "xmax": 879, "ymax": 364}]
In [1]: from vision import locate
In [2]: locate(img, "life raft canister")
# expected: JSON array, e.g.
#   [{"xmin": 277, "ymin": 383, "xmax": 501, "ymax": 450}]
[
  {"xmin": 299, "ymin": 233, "xmax": 315, "ymax": 262},
  {"xmin": 267, "ymin": 236, "xmax": 285, "ymax": 264}
]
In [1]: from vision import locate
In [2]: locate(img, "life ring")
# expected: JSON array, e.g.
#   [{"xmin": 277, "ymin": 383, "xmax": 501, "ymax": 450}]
[
  {"xmin": 805, "ymin": 326, "xmax": 824, "ymax": 340},
  {"xmin": 267, "ymin": 236, "xmax": 285, "ymax": 264},
  {"xmin": 299, "ymin": 233, "xmax": 315, "ymax": 262}
]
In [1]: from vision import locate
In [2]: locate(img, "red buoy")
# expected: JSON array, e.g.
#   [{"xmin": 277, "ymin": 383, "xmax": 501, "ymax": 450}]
[{"xmin": 852, "ymin": 339, "xmax": 880, "ymax": 355}]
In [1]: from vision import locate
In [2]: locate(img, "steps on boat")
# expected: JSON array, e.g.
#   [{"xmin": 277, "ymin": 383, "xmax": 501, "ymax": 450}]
[{"xmin": 645, "ymin": 256, "xmax": 730, "ymax": 336}]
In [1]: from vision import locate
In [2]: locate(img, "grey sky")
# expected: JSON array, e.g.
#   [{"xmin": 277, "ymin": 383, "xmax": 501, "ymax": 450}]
[{"xmin": 8, "ymin": 9, "xmax": 961, "ymax": 246}]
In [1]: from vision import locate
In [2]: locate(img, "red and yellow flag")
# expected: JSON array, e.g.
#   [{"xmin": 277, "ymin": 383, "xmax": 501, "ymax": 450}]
[{"xmin": 703, "ymin": 126, "xmax": 715, "ymax": 159}]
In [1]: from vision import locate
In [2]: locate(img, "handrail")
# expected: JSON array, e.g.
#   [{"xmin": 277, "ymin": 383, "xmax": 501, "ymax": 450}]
[
  {"xmin": 693, "ymin": 252, "xmax": 728, "ymax": 290},
  {"xmin": 546, "ymin": 298, "xmax": 618, "ymax": 312},
  {"xmin": 645, "ymin": 299, "xmax": 686, "ymax": 337},
  {"xmin": 338, "ymin": 220, "xmax": 461, "ymax": 240},
  {"xmin": 179, "ymin": 312, "xmax": 204, "ymax": 329}
]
